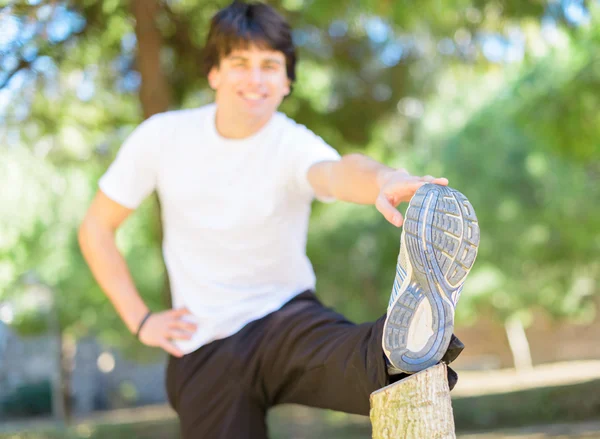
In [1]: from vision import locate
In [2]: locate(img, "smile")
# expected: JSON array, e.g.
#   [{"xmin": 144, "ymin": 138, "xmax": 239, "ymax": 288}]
[{"xmin": 239, "ymin": 92, "xmax": 267, "ymax": 101}]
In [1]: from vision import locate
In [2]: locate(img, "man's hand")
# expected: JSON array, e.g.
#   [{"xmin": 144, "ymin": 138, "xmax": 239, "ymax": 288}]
[
  {"xmin": 138, "ymin": 308, "xmax": 198, "ymax": 357},
  {"xmin": 375, "ymin": 169, "xmax": 448, "ymax": 227}
]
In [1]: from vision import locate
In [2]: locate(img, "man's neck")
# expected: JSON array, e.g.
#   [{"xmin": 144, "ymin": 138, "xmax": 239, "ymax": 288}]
[{"xmin": 214, "ymin": 107, "xmax": 272, "ymax": 140}]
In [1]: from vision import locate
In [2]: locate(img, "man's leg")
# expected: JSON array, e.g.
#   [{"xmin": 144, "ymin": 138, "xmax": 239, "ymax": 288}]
[
  {"xmin": 248, "ymin": 293, "xmax": 389, "ymax": 415},
  {"xmin": 164, "ymin": 290, "xmax": 460, "ymax": 429},
  {"xmin": 246, "ymin": 293, "xmax": 461, "ymax": 416},
  {"xmin": 250, "ymin": 184, "xmax": 478, "ymax": 415},
  {"xmin": 166, "ymin": 339, "xmax": 268, "ymax": 439}
]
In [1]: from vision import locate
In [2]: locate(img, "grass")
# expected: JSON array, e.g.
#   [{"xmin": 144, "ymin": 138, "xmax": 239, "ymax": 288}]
[
  {"xmin": 453, "ymin": 378, "xmax": 600, "ymax": 432},
  {"xmin": 0, "ymin": 406, "xmax": 372, "ymax": 439},
  {"xmin": 2, "ymin": 378, "xmax": 600, "ymax": 438},
  {"xmin": 0, "ymin": 420, "xmax": 179, "ymax": 439}
]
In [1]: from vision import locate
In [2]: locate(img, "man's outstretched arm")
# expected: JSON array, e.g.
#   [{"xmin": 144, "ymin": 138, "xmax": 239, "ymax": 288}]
[{"xmin": 307, "ymin": 153, "xmax": 448, "ymax": 227}]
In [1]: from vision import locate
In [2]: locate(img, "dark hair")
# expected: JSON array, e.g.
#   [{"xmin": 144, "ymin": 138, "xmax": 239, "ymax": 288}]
[{"xmin": 203, "ymin": 1, "xmax": 297, "ymax": 88}]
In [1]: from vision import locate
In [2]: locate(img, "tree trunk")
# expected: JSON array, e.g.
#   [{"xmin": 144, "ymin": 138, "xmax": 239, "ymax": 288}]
[
  {"xmin": 370, "ymin": 363, "xmax": 456, "ymax": 439},
  {"xmin": 51, "ymin": 311, "xmax": 65, "ymax": 425},
  {"xmin": 505, "ymin": 314, "xmax": 533, "ymax": 372},
  {"xmin": 60, "ymin": 334, "xmax": 76, "ymax": 422},
  {"xmin": 131, "ymin": 0, "xmax": 171, "ymax": 119},
  {"xmin": 131, "ymin": 0, "xmax": 173, "ymax": 307}
]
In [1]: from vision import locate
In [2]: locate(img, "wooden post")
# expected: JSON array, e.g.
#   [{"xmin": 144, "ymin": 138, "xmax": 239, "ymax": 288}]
[{"xmin": 370, "ymin": 363, "xmax": 456, "ymax": 439}]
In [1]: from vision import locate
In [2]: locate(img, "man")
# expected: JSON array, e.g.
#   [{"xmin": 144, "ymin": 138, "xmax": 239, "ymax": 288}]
[{"xmin": 78, "ymin": 2, "xmax": 479, "ymax": 438}]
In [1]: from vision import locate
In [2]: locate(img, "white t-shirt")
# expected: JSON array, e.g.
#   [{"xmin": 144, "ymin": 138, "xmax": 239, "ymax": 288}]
[{"xmin": 99, "ymin": 104, "xmax": 341, "ymax": 354}]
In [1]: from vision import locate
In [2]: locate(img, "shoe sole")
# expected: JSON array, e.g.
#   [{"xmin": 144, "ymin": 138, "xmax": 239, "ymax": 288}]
[{"xmin": 383, "ymin": 183, "xmax": 480, "ymax": 373}]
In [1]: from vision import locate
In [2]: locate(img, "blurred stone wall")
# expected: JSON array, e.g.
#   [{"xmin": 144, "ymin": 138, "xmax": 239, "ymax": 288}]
[{"xmin": 0, "ymin": 323, "xmax": 168, "ymax": 417}]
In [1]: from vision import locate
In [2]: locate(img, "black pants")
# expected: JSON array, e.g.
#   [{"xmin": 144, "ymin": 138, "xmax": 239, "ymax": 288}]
[{"xmin": 166, "ymin": 291, "xmax": 390, "ymax": 439}]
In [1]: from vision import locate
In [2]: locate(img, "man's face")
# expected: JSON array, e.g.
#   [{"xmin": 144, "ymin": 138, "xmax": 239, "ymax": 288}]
[{"xmin": 208, "ymin": 45, "xmax": 291, "ymax": 121}]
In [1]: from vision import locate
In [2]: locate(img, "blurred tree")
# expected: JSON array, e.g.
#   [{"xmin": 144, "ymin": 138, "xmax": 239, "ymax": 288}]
[
  {"xmin": 2, "ymin": 0, "xmax": 555, "ymax": 153},
  {"xmin": 0, "ymin": 0, "xmax": 597, "ymax": 411},
  {"xmin": 411, "ymin": 8, "xmax": 600, "ymax": 368},
  {"xmin": 308, "ymin": 4, "xmax": 600, "ymax": 370}
]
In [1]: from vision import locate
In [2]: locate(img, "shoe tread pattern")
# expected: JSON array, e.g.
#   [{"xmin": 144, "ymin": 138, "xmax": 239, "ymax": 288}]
[{"xmin": 384, "ymin": 184, "xmax": 480, "ymax": 373}]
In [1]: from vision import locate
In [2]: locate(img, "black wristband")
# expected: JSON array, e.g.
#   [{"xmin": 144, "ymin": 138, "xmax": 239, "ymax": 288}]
[{"xmin": 136, "ymin": 311, "xmax": 152, "ymax": 338}]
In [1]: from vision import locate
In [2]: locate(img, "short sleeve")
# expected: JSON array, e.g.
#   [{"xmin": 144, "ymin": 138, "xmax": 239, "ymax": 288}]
[
  {"xmin": 98, "ymin": 115, "xmax": 163, "ymax": 209},
  {"xmin": 287, "ymin": 123, "xmax": 341, "ymax": 202}
]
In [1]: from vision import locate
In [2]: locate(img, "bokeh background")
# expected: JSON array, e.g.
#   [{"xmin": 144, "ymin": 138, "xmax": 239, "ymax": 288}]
[{"xmin": 1, "ymin": 0, "xmax": 599, "ymax": 438}]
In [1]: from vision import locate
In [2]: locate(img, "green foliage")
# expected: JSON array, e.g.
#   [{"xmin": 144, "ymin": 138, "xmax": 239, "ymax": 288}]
[
  {"xmin": 308, "ymin": 202, "xmax": 400, "ymax": 321},
  {"xmin": 309, "ymin": 9, "xmax": 600, "ymax": 327},
  {"xmin": 412, "ymin": 15, "xmax": 600, "ymax": 324},
  {"xmin": 0, "ymin": 0, "xmax": 598, "ymax": 358},
  {"xmin": 0, "ymin": 147, "xmax": 165, "ymax": 357}
]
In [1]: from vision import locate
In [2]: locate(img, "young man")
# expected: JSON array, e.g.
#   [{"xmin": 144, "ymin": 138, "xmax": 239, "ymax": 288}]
[{"xmin": 79, "ymin": 2, "xmax": 479, "ymax": 438}]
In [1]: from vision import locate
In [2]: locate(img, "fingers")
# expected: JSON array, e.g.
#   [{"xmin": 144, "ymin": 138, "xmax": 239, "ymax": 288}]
[
  {"xmin": 169, "ymin": 320, "xmax": 198, "ymax": 332},
  {"xmin": 376, "ymin": 193, "xmax": 404, "ymax": 227},
  {"xmin": 422, "ymin": 175, "xmax": 448, "ymax": 186},
  {"xmin": 377, "ymin": 172, "xmax": 448, "ymax": 226},
  {"xmin": 168, "ymin": 309, "xmax": 198, "ymax": 335},
  {"xmin": 386, "ymin": 180, "xmax": 428, "ymax": 200},
  {"xmin": 404, "ymin": 180, "xmax": 428, "ymax": 192},
  {"xmin": 165, "ymin": 311, "xmax": 197, "ymax": 342},
  {"xmin": 159, "ymin": 339, "xmax": 184, "ymax": 358},
  {"xmin": 138, "ymin": 309, "xmax": 197, "ymax": 354},
  {"xmin": 167, "ymin": 328, "xmax": 194, "ymax": 341},
  {"xmin": 383, "ymin": 175, "xmax": 449, "ymax": 206}
]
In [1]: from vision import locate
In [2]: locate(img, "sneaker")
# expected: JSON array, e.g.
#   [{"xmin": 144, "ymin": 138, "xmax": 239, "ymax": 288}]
[{"xmin": 382, "ymin": 183, "xmax": 480, "ymax": 373}]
